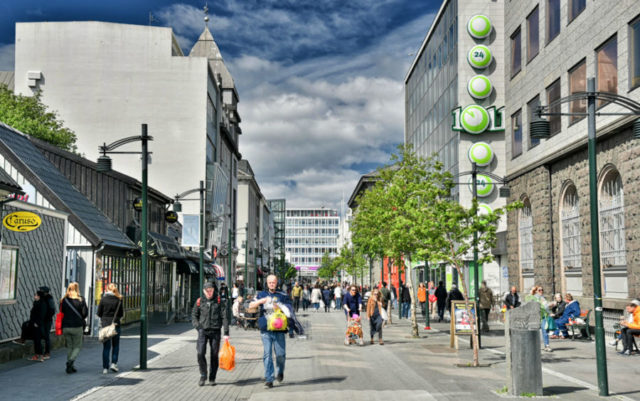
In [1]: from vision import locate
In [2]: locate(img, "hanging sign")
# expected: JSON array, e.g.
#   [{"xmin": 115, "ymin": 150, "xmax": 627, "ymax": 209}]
[
  {"xmin": 452, "ymin": 105, "xmax": 505, "ymax": 134},
  {"xmin": 3, "ymin": 211, "xmax": 41, "ymax": 232},
  {"xmin": 468, "ymin": 75, "xmax": 493, "ymax": 99},
  {"xmin": 468, "ymin": 142, "xmax": 494, "ymax": 166},
  {"xmin": 468, "ymin": 45, "xmax": 492, "ymax": 69},
  {"xmin": 478, "ymin": 203, "xmax": 493, "ymax": 215},
  {"xmin": 469, "ymin": 175, "xmax": 495, "ymax": 197},
  {"xmin": 467, "ymin": 15, "xmax": 492, "ymax": 39}
]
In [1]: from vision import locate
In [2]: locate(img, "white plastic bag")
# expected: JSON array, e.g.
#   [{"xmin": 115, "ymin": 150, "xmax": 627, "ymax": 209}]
[{"xmin": 380, "ymin": 307, "xmax": 389, "ymax": 321}]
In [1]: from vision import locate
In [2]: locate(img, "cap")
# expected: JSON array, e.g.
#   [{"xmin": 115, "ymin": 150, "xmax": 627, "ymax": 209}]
[
  {"xmin": 39, "ymin": 286, "xmax": 50, "ymax": 293},
  {"xmin": 631, "ymin": 299, "xmax": 640, "ymax": 307},
  {"xmin": 203, "ymin": 282, "xmax": 214, "ymax": 290}
]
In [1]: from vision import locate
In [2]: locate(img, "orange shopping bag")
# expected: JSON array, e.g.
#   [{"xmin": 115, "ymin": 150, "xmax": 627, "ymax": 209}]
[{"xmin": 219, "ymin": 338, "xmax": 235, "ymax": 371}]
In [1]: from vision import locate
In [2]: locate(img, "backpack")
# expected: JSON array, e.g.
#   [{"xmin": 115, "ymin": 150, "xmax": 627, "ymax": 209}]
[{"xmin": 196, "ymin": 295, "xmax": 221, "ymax": 307}]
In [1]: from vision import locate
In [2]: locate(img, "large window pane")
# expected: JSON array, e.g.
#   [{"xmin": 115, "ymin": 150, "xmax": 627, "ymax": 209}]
[
  {"xmin": 527, "ymin": 7, "xmax": 539, "ymax": 62},
  {"xmin": 547, "ymin": 0, "xmax": 561, "ymax": 44},
  {"xmin": 512, "ymin": 109, "xmax": 522, "ymax": 158},
  {"xmin": 511, "ymin": 28, "xmax": 522, "ymax": 77},
  {"xmin": 569, "ymin": 0, "xmax": 586, "ymax": 22},
  {"xmin": 547, "ymin": 79, "xmax": 561, "ymax": 135},
  {"xmin": 527, "ymin": 95, "xmax": 541, "ymax": 148},
  {"xmin": 0, "ymin": 247, "xmax": 18, "ymax": 300},
  {"xmin": 597, "ymin": 36, "xmax": 618, "ymax": 107},
  {"xmin": 569, "ymin": 60, "xmax": 587, "ymax": 124},
  {"xmin": 631, "ymin": 18, "xmax": 640, "ymax": 89}
]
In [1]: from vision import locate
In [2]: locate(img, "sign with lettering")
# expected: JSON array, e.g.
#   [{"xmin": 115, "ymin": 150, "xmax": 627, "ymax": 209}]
[
  {"xmin": 452, "ymin": 106, "xmax": 505, "ymax": 134},
  {"xmin": 3, "ymin": 211, "xmax": 41, "ymax": 232}
]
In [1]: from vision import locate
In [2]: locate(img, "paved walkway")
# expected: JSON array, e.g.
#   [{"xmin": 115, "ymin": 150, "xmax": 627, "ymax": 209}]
[{"xmin": 1, "ymin": 309, "xmax": 639, "ymax": 400}]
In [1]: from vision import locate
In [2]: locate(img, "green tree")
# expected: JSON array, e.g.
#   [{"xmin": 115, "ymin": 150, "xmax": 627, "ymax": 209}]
[
  {"xmin": 0, "ymin": 85, "xmax": 77, "ymax": 151},
  {"xmin": 282, "ymin": 262, "xmax": 298, "ymax": 281},
  {"xmin": 317, "ymin": 251, "xmax": 336, "ymax": 279}
]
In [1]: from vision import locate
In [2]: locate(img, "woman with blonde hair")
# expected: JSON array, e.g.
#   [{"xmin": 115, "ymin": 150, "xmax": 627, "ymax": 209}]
[
  {"xmin": 366, "ymin": 288, "xmax": 384, "ymax": 345},
  {"xmin": 60, "ymin": 282, "xmax": 88, "ymax": 374},
  {"xmin": 97, "ymin": 283, "xmax": 124, "ymax": 374}
]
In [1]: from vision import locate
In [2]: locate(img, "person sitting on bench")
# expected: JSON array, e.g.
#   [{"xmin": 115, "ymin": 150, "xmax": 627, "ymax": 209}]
[
  {"xmin": 551, "ymin": 293, "xmax": 580, "ymax": 339},
  {"xmin": 619, "ymin": 299, "xmax": 640, "ymax": 356}
]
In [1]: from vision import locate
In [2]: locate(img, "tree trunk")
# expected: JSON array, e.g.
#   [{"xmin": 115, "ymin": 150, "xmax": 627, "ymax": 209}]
[
  {"xmin": 406, "ymin": 255, "xmax": 420, "ymax": 337},
  {"xmin": 387, "ymin": 257, "xmax": 393, "ymax": 324},
  {"xmin": 452, "ymin": 262, "xmax": 479, "ymax": 366}
]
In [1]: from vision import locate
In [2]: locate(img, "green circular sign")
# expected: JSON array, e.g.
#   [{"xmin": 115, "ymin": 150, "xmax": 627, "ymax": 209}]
[
  {"xmin": 460, "ymin": 105, "xmax": 490, "ymax": 134},
  {"xmin": 468, "ymin": 45, "xmax": 492, "ymax": 69},
  {"xmin": 467, "ymin": 75, "xmax": 493, "ymax": 99},
  {"xmin": 468, "ymin": 142, "xmax": 494, "ymax": 166},
  {"xmin": 478, "ymin": 203, "xmax": 493, "ymax": 215},
  {"xmin": 469, "ymin": 175, "xmax": 495, "ymax": 197},
  {"xmin": 467, "ymin": 15, "xmax": 492, "ymax": 39}
]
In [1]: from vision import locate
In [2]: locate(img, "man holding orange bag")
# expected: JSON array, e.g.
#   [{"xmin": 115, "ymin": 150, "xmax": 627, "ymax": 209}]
[
  {"xmin": 250, "ymin": 274, "xmax": 291, "ymax": 389},
  {"xmin": 192, "ymin": 281, "xmax": 229, "ymax": 386}
]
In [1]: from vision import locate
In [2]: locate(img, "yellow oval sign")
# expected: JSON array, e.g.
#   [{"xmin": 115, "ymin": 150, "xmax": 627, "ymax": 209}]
[{"xmin": 3, "ymin": 211, "xmax": 42, "ymax": 232}]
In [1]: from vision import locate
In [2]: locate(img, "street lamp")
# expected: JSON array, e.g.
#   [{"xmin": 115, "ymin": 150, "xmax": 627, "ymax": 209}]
[
  {"xmin": 530, "ymin": 78, "xmax": 640, "ymax": 396},
  {"xmin": 96, "ymin": 124, "xmax": 152, "ymax": 369},
  {"xmin": 173, "ymin": 181, "xmax": 206, "ymax": 293}
]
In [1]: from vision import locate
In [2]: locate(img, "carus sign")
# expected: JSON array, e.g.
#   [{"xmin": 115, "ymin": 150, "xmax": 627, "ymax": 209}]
[{"xmin": 3, "ymin": 211, "xmax": 41, "ymax": 232}]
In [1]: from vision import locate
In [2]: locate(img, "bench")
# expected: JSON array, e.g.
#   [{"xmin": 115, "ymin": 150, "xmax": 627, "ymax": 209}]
[
  {"xmin": 567, "ymin": 309, "xmax": 591, "ymax": 340},
  {"xmin": 613, "ymin": 323, "xmax": 640, "ymax": 352}
]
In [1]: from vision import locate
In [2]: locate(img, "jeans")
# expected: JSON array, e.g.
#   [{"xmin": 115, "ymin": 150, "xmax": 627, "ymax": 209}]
[
  {"xmin": 43, "ymin": 323, "xmax": 52, "ymax": 354},
  {"xmin": 401, "ymin": 302, "xmax": 410, "ymax": 318},
  {"xmin": 419, "ymin": 302, "xmax": 426, "ymax": 317},
  {"xmin": 369, "ymin": 315, "xmax": 382, "ymax": 339},
  {"xmin": 313, "ymin": 302, "xmax": 319, "ymax": 311},
  {"xmin": 102, "ymin": 326, "xmax": 121, "ymax": 369},
  {"xmin": 33, "ymin": 326, "xmax": 43, "ymax": 355},
  {"xmin": 554, "ymin": 316, "xmax": 570, "ymax": 337},
  {"xmin": 302, "ymin": 299, "xmax": 309, "ymax": 311},
  {"xmin": 335, "ymin": 297, "xmax": 342, "ymax": 310},
  {"xmin": 480, "ymin": 308, "xmax": 490, "ymax": 332},
  {"xmin": 541, "ymin": 325, "xmax": 550, "ymax": 347},
  {"xmin": 622, "ymin": 328, "xmax": 640, "ymax": 352},
  {"xmin": 437, "ymin": 303, "xmax": 445, "ymax": 321},
  {"xmin": 293, "ymin": 298, "xmax": 301, "ymax": 312},
  {"xmin": 261, "ymin": 331, "xmax": 286, "ymax": 383},
  {"xmin": 63, "ymin": 326, "xmax": 83, "ymax": 362},
  {"xmin": 196, "ymin": 329, "xmax": 221, "ymax": 380}
]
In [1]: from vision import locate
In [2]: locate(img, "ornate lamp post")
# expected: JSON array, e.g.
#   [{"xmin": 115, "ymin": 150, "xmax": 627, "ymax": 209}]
[
  {"xmin": 96, "ymin": 124, "xmax": 152, "ymax": 369},
  {"xmin": 530, "ymin": 77, "xmax": 640, "ymax": 396}
]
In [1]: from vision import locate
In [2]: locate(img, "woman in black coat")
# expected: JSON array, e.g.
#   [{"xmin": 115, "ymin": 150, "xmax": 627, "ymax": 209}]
[
  {"xmin": 61, "ymin": 282, "xmax": 88, "ymax": 374},
  {"xmin": 97, "ymin": 283, "xmax": 124, "ymax": 374}
]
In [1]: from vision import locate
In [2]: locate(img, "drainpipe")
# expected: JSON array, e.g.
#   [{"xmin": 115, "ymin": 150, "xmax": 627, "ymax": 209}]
[{"xmin": 545, "ymin": 164, "xmax": 556, "ymax": 295}]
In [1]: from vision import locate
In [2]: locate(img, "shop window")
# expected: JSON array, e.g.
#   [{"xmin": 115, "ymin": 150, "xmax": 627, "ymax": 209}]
[
  {"xmin": 599, "ymin": 168, "xmax": 626, "ymax": 268},
  {"xmin": 519, "ymin": 198, "xmax": 534, "ymax": 273},
  {"xmin": 0, "ymin": 247, "xmax": 18, "ymax": 301},
  {"xmin": 597, "ymin": 35, "xmax": 618, "ymax": 107},
  {"xmin": 547, "ymin": 0, "xmax": 561, "ymax": 44},
  {"xmin": 569, "ymin": 59, "xmax": 587, "ymax": 124},
  {"xmin": 561, "ymin": 184, "xmax": 582, "ymax": 269},
  {"xmin": 527, "ymin": 7, "xmax": 539, "ymax": 62}
]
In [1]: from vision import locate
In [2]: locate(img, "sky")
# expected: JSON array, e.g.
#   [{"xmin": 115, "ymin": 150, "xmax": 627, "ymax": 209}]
[{"xmin": 0, "ymin": 0, "xmax": 439, "ymax": 211}]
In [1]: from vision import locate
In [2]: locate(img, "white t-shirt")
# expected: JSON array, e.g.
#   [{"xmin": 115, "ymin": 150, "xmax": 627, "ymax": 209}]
[{"xmin": 334, "ymin": 287, "xmax": 342, "ymax": 298}]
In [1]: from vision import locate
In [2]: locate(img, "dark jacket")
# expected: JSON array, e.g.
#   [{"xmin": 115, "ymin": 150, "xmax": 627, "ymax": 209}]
[
  {"xmin": 504, "ymin": 292, "xmax": 521, "ymax": 309},
  {"xmin": 342, "ymin": 292, "xmax": 362, "ymax": 318},
  {"xmin": 97, "ymin": 293, "xmax": 124, "ymax": 327},
  {"xmin": 401, "ymin": 285, "xmax": 411, "ymax": 303},
  {"xmin": 446, "ymin": 288, "xmax": 464, "ymax": 311},
  {"xmin": 551, "ymin": 300, "xmax": 566, "ymax": 317},
  {"xmin": 322, "ymin": 289, "xmax": 331, "ymax": 304},
  {"xmin": 42, "ymin": 294, "xmax": 56, "ymax": 329},
  {"xmin": 256, "ymin": 290, "xmax": 292, "ymax": 333},
  {"xmin": 29, "ymin": 298, "xmax": 48, "ymax": 335},
  {"xmin": 379, "ymin": 287, "xmax": 390, "ymax": 308},
  {"xmin": 61, "ymin": 297, "xmax": 88, "ymax": 329},
  {"xmin": 435, "ymin": 285, "xmax": 448, "ymax": 306},
  {"xmin": 192, "ymin": 292, "xmax": 229, "ymax": 335}
]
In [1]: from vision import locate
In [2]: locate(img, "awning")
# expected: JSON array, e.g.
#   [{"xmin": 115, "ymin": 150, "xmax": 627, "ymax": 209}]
[
  {"xmin": 177, "ymin": 259, "xmax": 199, "ymax": 275},
  {"xmin": 210, "ymin": 264, "xmax": 225, "ymax": 279}
]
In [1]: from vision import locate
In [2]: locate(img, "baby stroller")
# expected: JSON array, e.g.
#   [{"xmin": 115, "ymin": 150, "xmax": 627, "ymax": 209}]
[
  {"xmin": 242, "ymin": 304, "xmax": 259, "ymax": 330},
  {"xmin": 344, "ymin": 315, "xmax": 364, "ymax": 346}
]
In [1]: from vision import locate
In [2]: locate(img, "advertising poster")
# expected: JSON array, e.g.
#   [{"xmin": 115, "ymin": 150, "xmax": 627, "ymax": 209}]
[{"xmin": 452, "ymin": 300, "xmax": 477, "ymax": 335}]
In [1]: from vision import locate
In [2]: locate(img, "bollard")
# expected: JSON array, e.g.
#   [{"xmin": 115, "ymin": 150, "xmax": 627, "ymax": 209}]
[{"xmin": 505, "ymin": 302, "xmax": 543, "ymax": 396}]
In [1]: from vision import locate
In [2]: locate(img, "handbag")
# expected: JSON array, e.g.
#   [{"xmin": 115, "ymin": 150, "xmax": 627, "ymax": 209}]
[
  {"xmin": 546, "ymin": 315, "xmax": 557, "ymax": 331},
  {"xmin": 55, "ymin": 306, "xmax": 64, "ymax": 336},
  {"xmin": 380, "ymin": 306, "xmax": 389, "ymax": 321},
  {"xmin": 99, "ymin": 300, "xmax": 121, "ymax": 343}
]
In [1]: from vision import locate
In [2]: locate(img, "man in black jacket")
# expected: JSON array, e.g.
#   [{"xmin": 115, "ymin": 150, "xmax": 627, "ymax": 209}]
[
  {"xmin": 400, "ymin": 283, "xmax": 411, "ymax": 319},
  {"xmin": 192, "ymin": 281, "xmax": 229, "ymax": 386},
  {"xmin": 435, "ymin": 281, "xmax": 448, "ymax": 322},
  {"xmin": 40, "ymin": 286, "xmax": 56, "ymax": 359},
  {"xmin": 504, "ymin": 286, "xmax": 521, "ymax": 310}
]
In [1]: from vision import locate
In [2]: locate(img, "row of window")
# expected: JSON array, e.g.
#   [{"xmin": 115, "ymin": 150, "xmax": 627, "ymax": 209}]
[
  {"xmin": 286, "ymin": 238, "xmax": 337, "ymax": 245},
  {"xmin": 290, "ymin": 257, "xmax": 322, "ymax": 265},
  {"xmin": 518, "ymin": 166, "xmax": 626, "ymax": 273},
  {"xmin": 511, "ymin": 27, "xmax": 631, "ymax": 157},
  {"xmin": 286, "ymin": 247, "xmax": 337, "ymax": 255},
  {"xmin": 286, "ymin": 210, "xmax": 338, "ymax": 217},
  {"xmin": 285, "ymin": 228, "xmax": 339, "ymax": 236},
  {"xmin": 285, "ymin": 218, "xmax": 340, "ymax": 227}
]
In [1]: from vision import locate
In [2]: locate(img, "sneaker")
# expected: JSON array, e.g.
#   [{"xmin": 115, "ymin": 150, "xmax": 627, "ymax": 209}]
[
  {"xmin": 198, "ymin": 377, "xmax": 206, "ymax": 386},
  {"xmin": 608, "ymin": 340, "xmax": 618, "ymax": 346},
  {"xmin": 110, "ymin": 363, "xmax": 118, "ymax": 373},
  {"xmin": 27, "ymin": 355, "xmax": 44, "ymax": 362},
  {"xmin": 619, "ymin": 350, "xmax": 631, "ymax": 356},
  {"xmin": 42, "ymin": 354, "xmax": 51, "ymax": 360},
  {"xmin": 544, "ymin": 346, "xmax": 552, "ymax": 352},
  {"xmin": 12, "ymin": 339, "xmax": 26, "ymax": 345},
  {"xmin": 276, "ymin": 373, "xmax": 283, "ymax": 382},
  {"xmin": 103, "ymin": 369, "xmax": 108, "ymax": 374},
  {"xmin": 264, "ymin": 381, "xmax": 273, "ymax": 388}
]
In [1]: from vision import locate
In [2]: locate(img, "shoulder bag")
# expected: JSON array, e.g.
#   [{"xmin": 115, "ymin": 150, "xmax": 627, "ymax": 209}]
[{"xmin": 99, "ymin": 300, "xmax": 121, "ymax": 343}]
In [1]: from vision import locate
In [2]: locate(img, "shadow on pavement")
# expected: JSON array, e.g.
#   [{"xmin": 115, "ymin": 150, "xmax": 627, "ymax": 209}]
[
  {"xmin": 286, "ymin": 375, "xmax": 347, "ymax": 386},
  {"xmin": 104, "ymin": 377, "xmax": 144, "ymax": 386},
  {"xmin": 544, "ymin": 385, "xmax": 588, "ymax": 395},
  {"xmin": 232, "ymin": 377, "xmax": 264, "ymax": 386}
]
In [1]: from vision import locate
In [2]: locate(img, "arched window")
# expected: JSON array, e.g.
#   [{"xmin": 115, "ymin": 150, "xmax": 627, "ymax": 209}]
[
  {"xmin": 519, "ymin": 197, "xmax": 534, "ymax": 272},
  {"xmin": 561, "ymin": 184, "xmax": 581, "ymax": 269},
  {"xmin": 599, "ymin": 169, "xmax": 626, "ymax": 268}
]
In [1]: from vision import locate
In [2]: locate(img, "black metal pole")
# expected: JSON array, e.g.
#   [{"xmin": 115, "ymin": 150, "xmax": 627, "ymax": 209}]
[
  {"xmin": 199, "ymin": 180, "xmax": 205, "ymax": 294},
  {"xmin": 140, "ymin": 123, "xmax": 149, "ymax": 369},
  {"xmin": 471, "ymin": 162, "xmax": 481, "ymax": 349}
]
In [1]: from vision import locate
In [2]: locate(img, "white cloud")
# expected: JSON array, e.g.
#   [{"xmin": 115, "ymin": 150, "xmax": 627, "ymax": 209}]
[
  {"xmin": 0, "ymin": 43, "xmax": 15, "ymax": 70},
  {"xmin": 154, "ymin": 2, "xmax": 436, "ymax": 211}
]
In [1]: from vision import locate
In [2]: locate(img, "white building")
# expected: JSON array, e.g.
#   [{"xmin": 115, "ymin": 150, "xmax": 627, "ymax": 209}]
[
  {"xmin": 285, "ymin": 208, "xmax": 339, "ymax": 279},
  {"xmin": 13, "ymin": 21, "xmax": 242, "ymax": 282}
]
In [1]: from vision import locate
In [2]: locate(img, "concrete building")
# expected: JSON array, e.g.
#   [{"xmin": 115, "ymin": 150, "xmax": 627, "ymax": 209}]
[
  {"xmin": 503, "ymin": 0, "xmax": 640, "ymax": 329},
  {"xmin": 405, "ymin": 0, "xmax": 508, "ymax": 295},
  {"xmin": 285, "ymin": 208, "xmax": 339, "ymax": 279},
  {"xmin": 267, "ymin": 199, "xmax": 286, "ymax": 277},
  {"xmin": 13, "ymin": 21, "xmax": 242, "ymax": 285},
  {"xmin": 237, "ymin": 159, "xmax": 271, "ymax": 291}
]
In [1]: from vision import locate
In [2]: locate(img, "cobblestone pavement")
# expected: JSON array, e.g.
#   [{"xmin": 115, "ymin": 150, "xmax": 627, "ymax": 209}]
[{"xmin": 1, "ymin": 308, "xmax": 639, "ymax": 400}]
